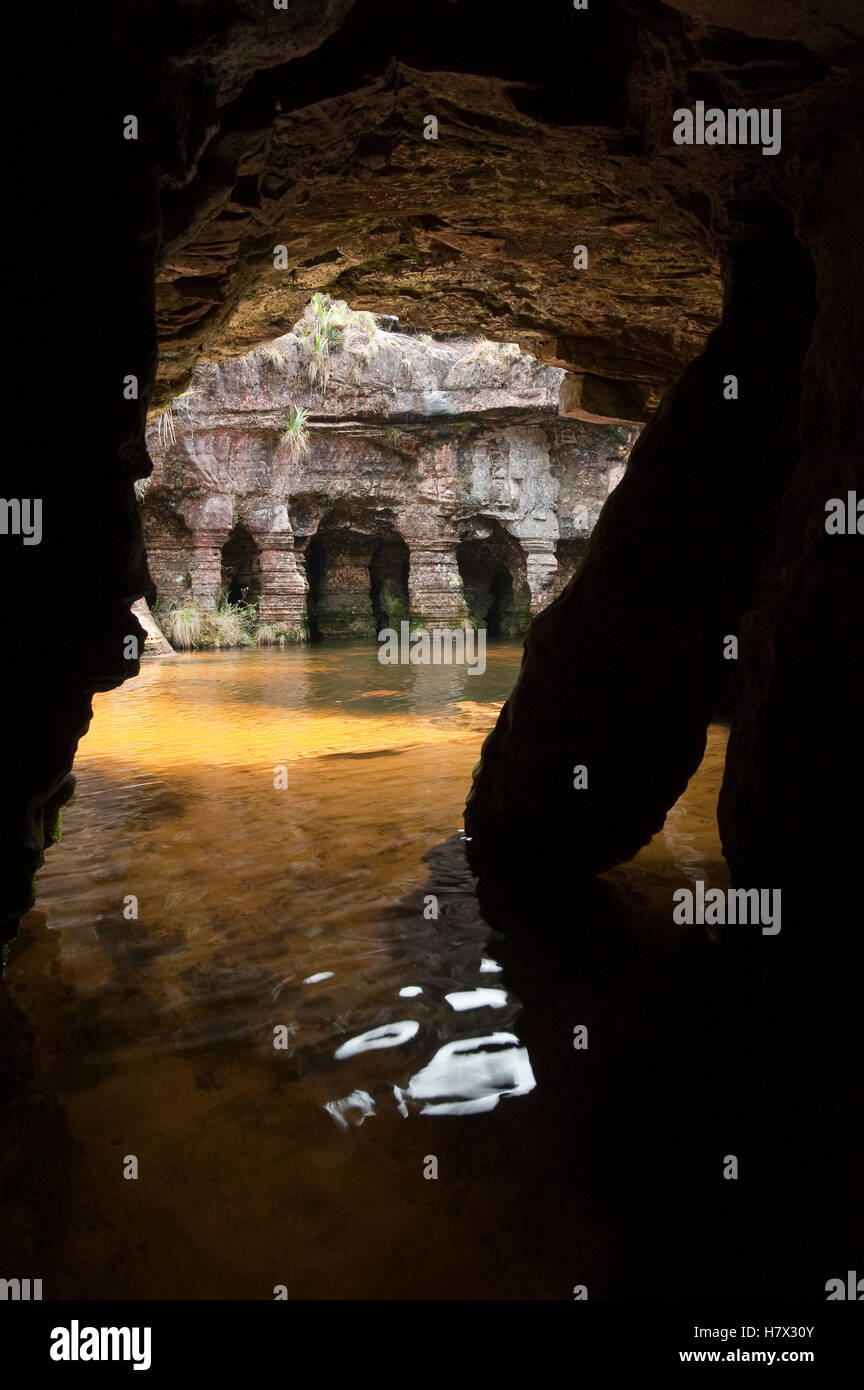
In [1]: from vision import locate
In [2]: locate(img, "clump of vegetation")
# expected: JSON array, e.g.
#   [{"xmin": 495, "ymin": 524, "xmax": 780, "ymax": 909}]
[
  {"xmin": 158, "ymin": 602, "xmax": 205, "ymax": 650},
  {"xmin": 171, "ymin": 386, "xmax": 196, "ymax": 422},
  {"xmin": 261, "ymin": 337, "xmax": 293, "ymax": 367},
  {"xmin": 291, "ymin": 293, "xmax": 383, "ymax": 393},
  {"xmin": 254, "ymin": 622, "xmax": 297, "ymax": 647},
  {"xmin": 350, "ymin": 331, "xmax": 382, "ymax": 383},
  {"xmin": 154, "ymin": 593, "xmax": 260, "ymax": 650},
  {"xmin": 154, "ymin": 592, "xmax": 304, "ymax": 650},
  {"xmin": 281, "ymin": 402, "xmax": 311, "ymax": 459},
  {"xmin": 458, "ymin": 338, "xmax": 521, "ymax": 370},
  {"xmin": 209, "ymin": 600, "xmax": 255, "ymax": 648},
  {"xmin": 293, "ymin": 292, "xmax": 345, "ymax": 389},
  {"xmin": 146, "ymin": 386, "xmax": 197, "ymax": 453}
]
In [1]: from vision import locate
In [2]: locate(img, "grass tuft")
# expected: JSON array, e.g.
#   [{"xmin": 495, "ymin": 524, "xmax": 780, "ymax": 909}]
[
  {"xmin": 154, "ymin": 595, "xmax": 260, "ymax": 650},
  {"xmin": 292, "ymin": 294, "xmax": 386, "ymax": 393},
  {"xmin": 281, "ymin": 402, "xmax": 311, "ymax": 458}
]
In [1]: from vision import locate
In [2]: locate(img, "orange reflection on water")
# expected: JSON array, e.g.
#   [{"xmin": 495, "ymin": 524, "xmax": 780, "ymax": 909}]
[{"xmin": 8, "ymin": 642, "xmax": 729, "ymax": 1299}]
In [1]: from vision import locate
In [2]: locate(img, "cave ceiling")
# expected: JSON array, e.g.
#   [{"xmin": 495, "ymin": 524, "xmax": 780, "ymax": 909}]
[{"xmin": 132, "ymin": 0, "xmax": 862, "ymax": 408}]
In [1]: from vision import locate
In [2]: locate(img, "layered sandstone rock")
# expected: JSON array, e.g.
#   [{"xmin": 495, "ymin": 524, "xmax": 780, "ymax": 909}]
[
  {"xmin": 130, "ymin": 598, "xmax": 174, "ymax": 656},
  {"xmin": 142, "ymin": 326, "xmax": 634, "ymax": 637}
]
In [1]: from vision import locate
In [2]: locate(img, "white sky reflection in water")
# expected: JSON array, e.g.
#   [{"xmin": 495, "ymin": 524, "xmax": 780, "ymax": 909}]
[
  {"xmin": 334, "ymin": 1020, "xmax": 421, "ymax": 1059},
  {"xmin": 445, "ymin": 988, "xmax": 508, "ymax": 1011},
  {"xmin": 393, "ymin": 1034, "xmax": 537, "ymax": 1117}
]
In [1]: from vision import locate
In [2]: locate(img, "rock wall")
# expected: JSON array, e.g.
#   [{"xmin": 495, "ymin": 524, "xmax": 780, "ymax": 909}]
[
  {"xmin": 142, "ymin": 328, "xmax": 634, "ymax": 637},
  {"xmin": 130, "ymin": 597, "xmax": 174, "ymax": 656}
]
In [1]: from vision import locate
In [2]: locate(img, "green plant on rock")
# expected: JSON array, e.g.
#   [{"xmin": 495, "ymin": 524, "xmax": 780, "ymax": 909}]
[
  {"xmin": 261, "ymin": 336, "xmax": 293, "ymax": 367},
  {"xmin": 351, "ymin": 334, "xmax": 381, "ymax": 382},
  {"xmin": 172, "ymin": 386, "xmax": 196, "ymax": 419},
  {"xmin": 281, "ymin": 403, "xmax": 311, "ymax": 459},
  {"xmin": 293, "ymin": 293, "xmax": 384, "ymax": 393},
  {"xmin": 294, "ymin": 292, "xmax": 344, "ymax": 389},
  {"xmin": 208, "ymin": 599, "xmax": 255, "ymax": 649},
  {"xmin": 461, "ymin": 338, "xmax": 500, "ymax": 368},
  {"xmin": 383, "ymin": 597, "xmax": 409, "ymax": 627}
]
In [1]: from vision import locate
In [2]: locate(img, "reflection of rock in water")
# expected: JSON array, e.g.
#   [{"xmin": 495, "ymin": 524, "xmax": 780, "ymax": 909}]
[
  {"xmin": 0, "ymin": 930, "xmax": 68, "ymax": 1274},
  {"xmin": 70, "ymin": 768, "xmax": 195, "ymax": 834},
  {"xmin": 467, "ymin": 828, "xmax": 862, "ymax": 1299}
]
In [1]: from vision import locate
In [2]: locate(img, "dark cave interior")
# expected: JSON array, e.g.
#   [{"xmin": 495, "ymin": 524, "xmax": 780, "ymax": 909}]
[{"xmin": 1, "ymin": 0, "xmax": 862, "ymax": 1301}]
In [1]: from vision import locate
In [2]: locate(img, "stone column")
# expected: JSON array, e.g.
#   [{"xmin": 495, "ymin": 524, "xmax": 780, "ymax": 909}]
[
  {"xmin": 521, "ymin": 539, "xmax": 558, "ymax": 615},
  {"xmin": 180, "ymin": 495, "xmax": 234, "ymax": 610},
  {"xmin": 255, "ymin": 534, "xmax": 307, "ymax": 637},
  {"xmin": 188, "ymin": 530, "xmax": 229, "ymax": 609},
  {"xmin": 406, "ymin": 540, "xmax": 469, "ymax": 629},
  {"xmin": 314, "ymin": 533, "xmax": 376, "ymax": 638},
  {"xmin": 144, "ymin": 540, "xmax": 192, "ymax": 605}
]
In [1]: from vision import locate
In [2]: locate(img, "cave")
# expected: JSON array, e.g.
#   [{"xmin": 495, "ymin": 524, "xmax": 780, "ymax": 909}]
[
  {"xmin": 457, "ymin": 520, "xmax": 532, "ymax": 636},
  {"xmin": 370, "ymin": 535, "xmax": 410, "ymax": 631},
  {"xmin": 304, "ymin": 510, "xmax": 409, "ymax": 640},
  {"xmin": 2, "ymin": 0, "xmax": 862, "ymax": 1329},
  {"xmin": 220, "ymin": 522, "xmax": 261, "ymax": 605}
]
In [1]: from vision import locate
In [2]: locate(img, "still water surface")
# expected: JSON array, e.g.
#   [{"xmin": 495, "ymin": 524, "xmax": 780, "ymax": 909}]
[{"xmin": 11, "ymin": 643, "xmax": 729, "ymax": 1298}]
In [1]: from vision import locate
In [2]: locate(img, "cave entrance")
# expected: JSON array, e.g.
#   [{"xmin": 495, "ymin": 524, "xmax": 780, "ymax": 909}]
[
  {"xmin": 487, "ymin": 567, "xmax": 515, "ymax": 637},
  {"xmin": 370, "ymin": 536, "xmax": 409, "ymax": 631},
  {"xmin": 303, "ymin": 530, "xmax": 326, "ymax": 640},
  {"xmin": 304, "ymin": 510, "xmax": 408, "ymax": 640},
  {"xmin": 220, "ymin": 523, "xmax": 261, "ymax": 605},
  {"xmin": 457, "ymin": 520, "xmax": 531, "ymax": 637}
]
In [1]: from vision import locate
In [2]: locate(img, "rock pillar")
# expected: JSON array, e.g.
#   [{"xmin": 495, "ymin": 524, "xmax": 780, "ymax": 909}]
[
  {"xmin": 130, "ymin": 597, "xmax": 174, "ymax": 656},
  {"xmin": 144, "ymin": 537, "xmax": 192, "ymax": 605},
  {"xmin": 179, "ymin": 496, "xmax": 234, "ymax": 610},
  {"xmin": 406, "ymin": 540, "xmax": 469, "ymax": 629},
  {"xmin": 188, "ymin": 530, "xmax": 228, "ymax": 609},
  {"xmin": 522, "ymin": 540, "xmax": 559, "ymax": 615},
  {"xmin": 466, "ymin": 222, "xmax": 818, "ymax": 887},
  {"xmin": 311, "ymin": 533, "xmax": 376, "ymax": 638},
  {"xmin": 255, "ymin": 534, "xmax": 307, "ymax": 636}
]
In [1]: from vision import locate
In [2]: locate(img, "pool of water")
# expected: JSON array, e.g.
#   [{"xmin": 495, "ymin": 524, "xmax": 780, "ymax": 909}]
[{"xmin": 8, "ymin": 642, "xmax": 730, "ymax": 1298}]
